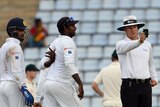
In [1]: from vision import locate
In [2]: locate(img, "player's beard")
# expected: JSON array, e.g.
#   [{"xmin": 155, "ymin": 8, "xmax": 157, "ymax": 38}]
[
  {"xmin": 70, "ymin": 30, "xmax": 76, "ymax": 38},
  {"xmin": 17, "ymin": 34, "xmax": 24, "ymax": 42}
]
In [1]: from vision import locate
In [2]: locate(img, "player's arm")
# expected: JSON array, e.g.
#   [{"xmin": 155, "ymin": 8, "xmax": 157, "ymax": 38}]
[
  {"xmin": 7, "ymin": 45, "xmax": 34, "ymax": 106},
  {"xmin": 92, "ymin": 70, "xmax": 103, "ymax": 97},
  {"xmin": 67, "ymin": 64, "xmax": 84, "ymax": 100},
  {"xmin": 7, "ymin": 45, "xmax": 25, "ymax": 87},
  {"xmin": 64, "ymin": 41, "xmax": 84, "ymax": 100},
  {"xmin": 92, "ymin": 81, "xmax": 103, "ymax": 97},
  {"xmin": 44, "ymin": 47, "xmax": 56, "ymax": 67},
  {"xmin": 39, "ymin": 44, "xmax": 56, "ymax": 70}
]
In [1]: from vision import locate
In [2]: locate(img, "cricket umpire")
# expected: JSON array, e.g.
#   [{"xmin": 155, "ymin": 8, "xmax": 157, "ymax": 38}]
[
  {"xmin": 0, "ymin": 17, "xmax": 34, "ymax": 107},
  {"xmin": 116, "ymin": 15, "xmax": 158, "ymax": 107}
]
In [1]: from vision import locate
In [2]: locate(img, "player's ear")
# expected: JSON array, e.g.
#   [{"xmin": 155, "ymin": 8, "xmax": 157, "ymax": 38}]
[{"xmin": 63, "ymin": 25, "xmax": 69, "ymax": 32}]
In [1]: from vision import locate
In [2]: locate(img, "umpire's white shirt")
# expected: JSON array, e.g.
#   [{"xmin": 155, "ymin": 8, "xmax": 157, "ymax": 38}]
[
  {"xmin": 0, "ymin": 38, "xmax": 25, "ymax": 87},
  {"xmin": 116, "ymin": 37, "xmax": 158, "ymax": 81},
  {"xmin": 39, "ymin": 35, "xmax": 79, "ymax": 84}
]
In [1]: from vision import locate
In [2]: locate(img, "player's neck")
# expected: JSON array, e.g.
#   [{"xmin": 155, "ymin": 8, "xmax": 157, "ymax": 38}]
[{"xmin": 26, "ymin": 76, "xmax": 34, "ymax": 82}]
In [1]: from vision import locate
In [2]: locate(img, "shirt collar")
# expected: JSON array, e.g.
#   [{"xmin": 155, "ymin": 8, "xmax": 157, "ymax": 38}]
[
  {"xmin": 26, "ymin": 78, "xmax": 35, "ymax": 84},
  {"xmin": 59, "ymin": 34, "xmax": 72, "ymax": 39},
  {"xmin": 6, "ymin": 37, "xmax": 20, "ymax": 44},
  {"xmin": 125, "ymin": 36, "xmax": 139, "ymax": 42}
]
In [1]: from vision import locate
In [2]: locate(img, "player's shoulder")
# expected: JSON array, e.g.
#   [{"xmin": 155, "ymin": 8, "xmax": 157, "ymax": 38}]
[
  {"xmin": 59, "ymin": 36, "xmax": 75, "ymax": 46},
  {"xmin": 100, "ymin": 64, "xmax": 112, "ymax": 72},
  {"xmin": 6, "ymin": 41, "xmax": 21, "ymax": 52}
]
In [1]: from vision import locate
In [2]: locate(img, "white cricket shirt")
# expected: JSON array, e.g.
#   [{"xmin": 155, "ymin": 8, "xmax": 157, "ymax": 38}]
[
  {"xmin": 116, "ymin": 37, "xmax": 158, "ymax": 81},
  {"xmin": 39, "ymin": 35, "xmax": 79, "ymax": 84},
  {"xmin": 0, "ymin": 38, "xmax": 25, "ymax": 87}
]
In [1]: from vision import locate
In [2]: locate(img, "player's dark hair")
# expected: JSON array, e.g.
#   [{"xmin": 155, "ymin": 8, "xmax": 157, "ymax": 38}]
[
  {"xmin": 111, "ymin": 50, "xmax": 118, "ymax": 61},
  {"xmin": 58, "ymin": 25, "xmax": 69, "ymax": 34},
  {"xmin": 57, "ymin": 17, "xmax": 78, "ymax": 34}
]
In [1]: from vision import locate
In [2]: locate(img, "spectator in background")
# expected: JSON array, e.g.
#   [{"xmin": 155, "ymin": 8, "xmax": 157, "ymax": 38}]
[
  {"xmin": 92, "ymin": 50, "xmax": 122, "ymax": 107},
  {"xmin": 26, "ymin": 64, "xmax": 40, "ymax": 99},
  {"xmin": 28, "ymin": 18, "xmax": 48, "ymax": 47}
]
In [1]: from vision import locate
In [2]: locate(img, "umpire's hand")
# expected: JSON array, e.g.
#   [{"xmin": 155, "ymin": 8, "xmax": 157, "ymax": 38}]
[
  {"xmin": 139, "ymin": 32, "xmax": 146, "ymax": 43},
  {"xmin": 150, "ymin": 80, "xmax": 157, "ymax": 87}
]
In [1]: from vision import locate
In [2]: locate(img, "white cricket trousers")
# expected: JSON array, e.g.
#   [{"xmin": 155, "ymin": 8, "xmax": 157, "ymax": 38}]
[
  {"xmin": 0, "ymin": 81, "xmax": 25, "ymax": 107},
  {"xmin": 43, "ymin": 80, "xmax": 81, "ymax": 107}
]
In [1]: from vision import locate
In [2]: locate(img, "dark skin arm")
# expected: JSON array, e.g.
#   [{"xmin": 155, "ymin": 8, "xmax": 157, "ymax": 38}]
[
  {"xmin": 44, "ymin": 47, "xmax": 56, "ymax": 67},
  {"xmin": 72, "ymin": 73, "xmax": 84, "ymax": 100}
]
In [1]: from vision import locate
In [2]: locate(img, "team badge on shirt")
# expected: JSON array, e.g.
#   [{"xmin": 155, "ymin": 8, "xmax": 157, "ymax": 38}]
[
  {"xmin": 15, "ymin": 55, "xmax": 19, "ymax": 59},
  {"xmin": 64, "ymin": 48, "xmax": 73, "ymax": 56}
]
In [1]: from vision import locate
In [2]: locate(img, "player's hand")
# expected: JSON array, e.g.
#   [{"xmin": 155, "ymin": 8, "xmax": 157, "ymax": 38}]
[
  {"xmin": 33, "ymin": 102, "xmax": 42, "ymax": 107},
  {"xmin": 139, "ymin": 32, "xmax": 146, "ymax": 43},
  {"xmin": 45, "ymin": 47, "xmax": 56, "ymax": 63},
  {"xmin": 150, "ymin": 80, "xmax": 157, "ymax": 87},
  {"xmin": 20, "ymin": 84, "xmax": 34, "ymax": 107},
  {"xmin": 78, "ymin": 85, "xmax": 84, "ymax": 100}
]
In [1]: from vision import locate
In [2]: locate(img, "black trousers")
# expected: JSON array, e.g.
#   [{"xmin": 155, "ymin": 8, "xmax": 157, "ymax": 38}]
[{"xmin": 121, "ymin": 80, "xmax": 152, "ymax": 107}]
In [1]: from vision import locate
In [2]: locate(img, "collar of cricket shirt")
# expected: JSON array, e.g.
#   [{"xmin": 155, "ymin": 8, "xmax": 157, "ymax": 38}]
[{"xmin": 6, "ymin": 37, "xmax": 20, "ymax": 44}]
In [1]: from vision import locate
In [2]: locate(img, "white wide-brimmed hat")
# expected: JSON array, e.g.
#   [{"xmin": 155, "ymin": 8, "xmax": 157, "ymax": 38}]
[{"xmin": 117, "ymin": 15, "xmax": 145, "ymax": 31}]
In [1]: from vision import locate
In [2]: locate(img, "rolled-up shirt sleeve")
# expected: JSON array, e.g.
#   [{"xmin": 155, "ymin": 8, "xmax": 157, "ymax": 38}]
[{"xmin": 7, "ymin": 45, "xmax": 25, "ymax": 87}]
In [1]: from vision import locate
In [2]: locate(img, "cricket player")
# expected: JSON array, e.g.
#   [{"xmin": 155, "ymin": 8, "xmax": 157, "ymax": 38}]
[
  {"xmin": 35, "ymin": 17, "xmax": 84, "ymax": 107},
  {"xmin": 92, "ymin": 50, "xmax": 122, "ymax": 107},
  {"xmin": 0, "ymin": 17, "xmax": 34, "ymax": 107}
]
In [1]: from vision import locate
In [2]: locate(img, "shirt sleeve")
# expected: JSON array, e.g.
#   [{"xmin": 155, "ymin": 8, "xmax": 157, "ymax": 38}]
[
  {"xmin": 7, "ymin": 45, "xmax": 25, "ymax": 87},
  {"xmin": 63, "ymin": 40, "xmax": 78, "ymax": 75},
  {"xmin": 116, "ymin": 39, "xmax": 141, "ymax": 54},
  {"xmin": 39, "ymin": 56, "xmax": 50, "ymax": 70},
  {"xmin": 63, "ymin": 40, "xmax": 76, "ymax": 66},
  {"xmin": 94, "ymin": 70, "xmax": 103, "ymax": 84},
  {"xmin": 148, "ymin": 46, "xmax": 158, "ymax": 82},
  {"xmin": 39, "ymin": 42, "xmax": 55, "ymax": 70}
]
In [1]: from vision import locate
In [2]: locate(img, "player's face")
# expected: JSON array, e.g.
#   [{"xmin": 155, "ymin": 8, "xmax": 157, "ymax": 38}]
[
  {"xmin": 27, "ymin": 71, "xmax": 37, "ymax": 80},
  {"xmin": 17, "ymin": 29, "xmax": 25, "ymax": 42},
  {"xmin": 124, "ymin": 25, "xmax": 138, "ymax": 40},
  {"xmin": 68, "ymin": 24, "xmax": 77, "ymax": 37}
]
